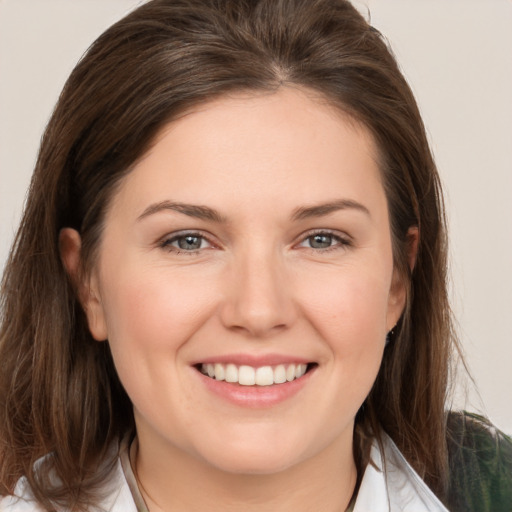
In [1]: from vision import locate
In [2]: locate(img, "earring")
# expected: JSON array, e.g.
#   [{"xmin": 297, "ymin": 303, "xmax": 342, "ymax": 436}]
[{"xmin": 385, "ymin": 326, "xmax": 396, "ymax": 346}]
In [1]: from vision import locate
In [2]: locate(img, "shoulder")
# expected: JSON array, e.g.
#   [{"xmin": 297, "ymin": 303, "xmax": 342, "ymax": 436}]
[
  {"xmin": 353, "ymin": 434, "xmax": 450, "ymax": 511},
  {"xmin": 0, "ymin": 477, "xmax": 45, "ymax": 511},
  {"xmin": 446, "ymin": 411, "xmax": 512, "ymax": 512},
  {"xmin": 0, "ymin": 446, "xmax": 137, "ymax": 512}
]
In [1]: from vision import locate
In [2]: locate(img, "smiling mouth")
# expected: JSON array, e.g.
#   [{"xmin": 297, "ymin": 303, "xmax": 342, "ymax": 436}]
[{"xmin": 197, "ymin": 363, "xmax": 316, "ymax": 386}]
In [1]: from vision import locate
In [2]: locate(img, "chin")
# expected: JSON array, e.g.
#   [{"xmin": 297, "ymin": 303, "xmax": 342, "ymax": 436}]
[
  {"xmin": 196, "ymin": 438, "xmax": 306, "ymax": 476},
  {"xmin": 206, "ymin": 454, "xmax": 299, "ymax": 476}
]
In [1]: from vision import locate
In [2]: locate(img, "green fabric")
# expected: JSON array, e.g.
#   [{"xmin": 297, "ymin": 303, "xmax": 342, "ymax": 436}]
[{"xmin": 446, "ymin": 411, "xmax": 512, "ymax": 512}]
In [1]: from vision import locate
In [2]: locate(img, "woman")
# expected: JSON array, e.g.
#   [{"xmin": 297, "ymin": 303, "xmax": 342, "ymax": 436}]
[{"xmin": 0, "ymin": 0, "xmax": 510, "ymax": 511}]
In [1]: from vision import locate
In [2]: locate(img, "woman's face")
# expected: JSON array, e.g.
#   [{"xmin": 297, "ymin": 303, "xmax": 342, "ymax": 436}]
[{"xmin": 80, "ymin": 88, "xmax": 406, "ymax": 474}]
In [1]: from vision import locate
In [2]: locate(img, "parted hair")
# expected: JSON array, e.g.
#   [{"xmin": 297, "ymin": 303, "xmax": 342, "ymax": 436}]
[{"xmin": 0, "ymin": 0, "xmax": 458, "ymax": 509}]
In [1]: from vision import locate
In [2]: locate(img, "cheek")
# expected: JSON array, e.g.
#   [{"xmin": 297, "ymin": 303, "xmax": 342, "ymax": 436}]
[
  {"xmin": 295, "ymin": 263, "xmax": 391, "ymax": 409},
  {"xmin": 96, "ymin": 267, "xmax": 220, "ymax": 424},
  {"xmin": 312, "ymin": 272, "xmax": 390, "ymax": 409},
  {"xmin": 98, "ymin": 267, "xmax": 217, "ymax": 363},
  {"xmin": 298, "ymin": 267, "xmax": 391, "ymax": 349}
]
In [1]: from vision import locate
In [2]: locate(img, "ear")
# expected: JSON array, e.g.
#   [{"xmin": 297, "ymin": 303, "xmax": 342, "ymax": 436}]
[
  {"xmin": 59, "ymin": 228, "xmax": 108, "ymax": 341},
  {"xmin": 406, "ymin": 226, "xmax": 419, "ymax": 273},
  {"xmin": 386, "ymin": 226, "xmax": 419, "ymax": 331}
]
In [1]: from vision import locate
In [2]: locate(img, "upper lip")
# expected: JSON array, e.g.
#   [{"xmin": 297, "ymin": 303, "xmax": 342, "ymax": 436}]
[{"xmin": 191, "ymin": 353, "xmax": 313, "ymax": 367}]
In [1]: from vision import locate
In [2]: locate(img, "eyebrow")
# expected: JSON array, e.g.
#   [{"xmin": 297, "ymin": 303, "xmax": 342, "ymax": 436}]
[
  {"xmin": 137, "ymin": 201, "xmax": 226, "ymax": 223},
  {"xmin": 291, "ymin": 199, "xmax": 371, "ymax": 221},
  {"xmin": 137, "ymin": 198, "xmax": 370, "ymax": 223}
]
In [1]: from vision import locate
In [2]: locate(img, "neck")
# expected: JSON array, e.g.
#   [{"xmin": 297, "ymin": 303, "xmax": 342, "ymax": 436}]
[{"xmin": 132, "ymin": 431, "xmax": 357, "ymax": 512}]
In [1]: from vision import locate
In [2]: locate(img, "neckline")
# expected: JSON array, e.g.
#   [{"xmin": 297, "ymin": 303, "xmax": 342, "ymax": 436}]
[
  {"xmin": 119, "ymin": 436, "xmax": 150, "ymax": 512},
  {"xmin": 119, "ymin": 436, "xmax": 359, "ymax": 512}
]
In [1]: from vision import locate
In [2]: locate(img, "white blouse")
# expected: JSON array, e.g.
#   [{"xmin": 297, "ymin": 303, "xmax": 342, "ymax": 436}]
[{"xmin": 0, "ymin": 434, "xmax": 449, "ymax": 512}]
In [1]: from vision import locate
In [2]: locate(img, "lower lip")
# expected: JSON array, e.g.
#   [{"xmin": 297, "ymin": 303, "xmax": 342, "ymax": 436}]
[{"xmin": 195, "ymin": 367, "xmax": 315, "ymax": 408}]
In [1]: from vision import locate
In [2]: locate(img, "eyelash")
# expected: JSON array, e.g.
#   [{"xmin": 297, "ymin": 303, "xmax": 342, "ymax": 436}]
[
  {"xmin": 159, "ymin": 231, "xmax": 215, "ymax": 255},
  {"xmin": 297, "ymin": 229, "xmax": 352, "ymax": 253},
  {"xmin": 158, "ymin": 229, "xmax": 352, "ymax": 255}
]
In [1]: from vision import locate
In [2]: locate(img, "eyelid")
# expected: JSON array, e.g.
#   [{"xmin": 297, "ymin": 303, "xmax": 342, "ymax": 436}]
[
  {"xmin": 158, "ymin": 229, "xmax": 219, "ymax": 253},
  {"xmin": 294, "ymin": 228, "xmax": 353, "ymax": 250},
  {"xmin": 156, "ymin": 228, "xmax": 352, "ymax": 254}
]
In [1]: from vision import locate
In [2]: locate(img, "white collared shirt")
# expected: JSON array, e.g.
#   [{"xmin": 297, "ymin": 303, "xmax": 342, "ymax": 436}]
[
  {"xmin": 353, "ymin": 435, "xmax": 449, "ymax": 512},
  {"xmin": 0, "ymin": 434, "xmax": 449, "ymax": 512}
]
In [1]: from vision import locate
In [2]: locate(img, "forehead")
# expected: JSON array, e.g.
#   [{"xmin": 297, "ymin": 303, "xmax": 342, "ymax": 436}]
[
  {"xmin": 154, "ymin": 87, "xmax": 377, "ymax": 165},
  {"xmin": 106, "ymin": 87, "xmax": 384, "ymax": 220}
]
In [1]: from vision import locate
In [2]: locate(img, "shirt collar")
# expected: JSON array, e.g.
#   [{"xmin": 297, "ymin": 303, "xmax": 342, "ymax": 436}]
[
  {"xmin": 114, "ymin": 434, "xmax": 449, "ymax": 512},
  {"xmin": 353, "ymin": 433, "xmax": 449, "ymax": 512}
]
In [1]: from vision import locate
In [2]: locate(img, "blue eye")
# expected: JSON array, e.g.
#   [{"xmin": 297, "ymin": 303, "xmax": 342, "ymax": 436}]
[
  {"xmin": 162, "ymin": 233, "xmax": 211, "ymax": 252},
  {"xmin": 298, "ymin": 231, "xmax": 349, "ymax": 251},
  {"xmin": 308, "ymin": 234, "xmax": 335, "ymax": 249}
]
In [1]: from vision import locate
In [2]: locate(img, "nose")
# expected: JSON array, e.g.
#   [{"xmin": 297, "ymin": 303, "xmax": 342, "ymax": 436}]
[{"xmin": 219, "ymin": 249, "xmax": 297, "ymax": 338}]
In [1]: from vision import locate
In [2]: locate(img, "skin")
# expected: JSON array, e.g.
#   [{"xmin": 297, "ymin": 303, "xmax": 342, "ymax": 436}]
[{"xmin": 61, "ymin": 87, "xmax": 412, "ymax": 512}]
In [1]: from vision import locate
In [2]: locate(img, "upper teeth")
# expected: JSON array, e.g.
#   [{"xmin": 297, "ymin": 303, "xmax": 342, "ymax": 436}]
[{"xmin": 200, "ymin": 363, "xmax": 308, "ymax": 386}]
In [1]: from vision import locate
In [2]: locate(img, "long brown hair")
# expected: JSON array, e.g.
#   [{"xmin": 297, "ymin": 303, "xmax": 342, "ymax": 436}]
[{"xmin": 0, "ymin": 0, "xmax": 458, "ymax": 509}]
